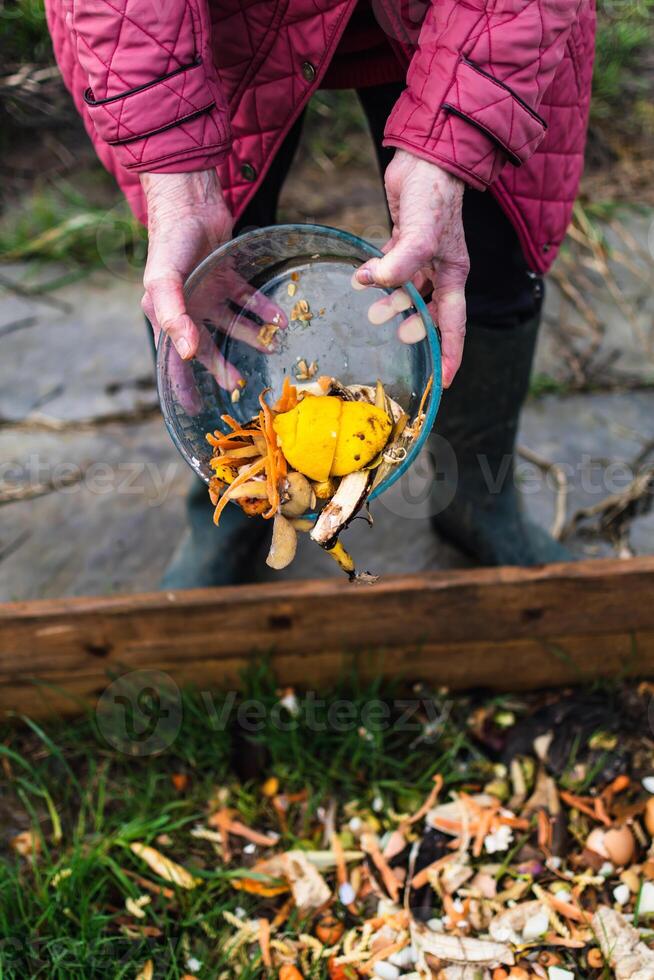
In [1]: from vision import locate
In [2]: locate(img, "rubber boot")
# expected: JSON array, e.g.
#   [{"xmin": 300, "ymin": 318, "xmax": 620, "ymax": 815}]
[
  {"xmin": 430, "ymin": 314, "xmax": 572, "ymax": 566},
  {"xmin": 161, "ymin": 477, "xmax": 269, "ymax": 589}
]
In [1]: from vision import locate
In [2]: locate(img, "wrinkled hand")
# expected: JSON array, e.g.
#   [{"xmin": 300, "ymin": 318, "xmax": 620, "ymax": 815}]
[
  {"xmin": 355, "ymin": 150, "xmax": 470, "ymax": 388},
  {"xmin": 141, "ymin": 170, "xmax": 232, "ymax": 360},
  {"xmin": 140, "ymin": 170, "xmax": 287, "ymax": 395}
]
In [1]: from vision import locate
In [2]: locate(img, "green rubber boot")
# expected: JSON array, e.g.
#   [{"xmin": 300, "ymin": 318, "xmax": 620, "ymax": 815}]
[
  {"xmin": 161, "ymin": 478, "xmax": 269, "ymax": 590},
  {"xmin": 430, "ymin": 314, "xmax": 572, "ymax": 566}
]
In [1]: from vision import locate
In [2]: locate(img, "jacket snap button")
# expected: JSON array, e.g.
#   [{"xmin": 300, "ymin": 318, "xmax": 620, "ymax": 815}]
[
  {"xmin": 241, "ymin": 162, "xmax": 257, "ymax": 181},
  {"xmin": 301, "ymin": 61, "xmax": 316, "ymax": 82}
]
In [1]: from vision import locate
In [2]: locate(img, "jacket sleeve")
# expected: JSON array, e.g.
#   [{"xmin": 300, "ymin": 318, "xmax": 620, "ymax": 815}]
[
  {"xmin": 383, "ymin": 0, "xmax": 583, "ymax": 190},
  {"xmin": 72, "ymin": 0, "xmax": 231, "ymax": 173}
]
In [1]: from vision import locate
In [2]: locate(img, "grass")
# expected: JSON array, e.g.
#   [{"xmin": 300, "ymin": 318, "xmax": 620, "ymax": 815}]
[
  {"xmin": 0, "ymin": 178, "xmax": 146, "ymax": 269},
  {"xmin": 0, "ymin": 667, "xmax": 486, "ymax": 978},
  {"xmin": 0, "ymin": 669, "xmax": 645, "ymax": 977},
  {"xmin": 592, "ymin": 0, "xmax": 653, "ymax": 128},
  {"xmin": 0, "ymin": 0, "xmax": 51, "ymax": 70}
]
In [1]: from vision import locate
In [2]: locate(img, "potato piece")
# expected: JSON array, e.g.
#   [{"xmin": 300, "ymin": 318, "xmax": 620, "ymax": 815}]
[
  {"xmin": 281, "ymin": 471, "xmax": 317, "ymax": 517},
  {"xmin": 290, "ymin": 518, "xmax": 315, "ymax": 532},
  {"xmin": 331, "ymin": 402, "xmax": 392, "ymax": 477},
  {"xmin": 228, "ymin": 481, "xmax": 270, "ymax": 500},
  {"xmin": 266, "ymin": 514, "xmax": 298, "ymax": 570}
]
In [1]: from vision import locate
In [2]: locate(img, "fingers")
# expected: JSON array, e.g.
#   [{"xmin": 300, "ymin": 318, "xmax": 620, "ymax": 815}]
[
  {"xmin": 398, "ymin": 313, "xmax": 427, "ymax": 344},
  {"xmin": 237, "ymin": 282, "xmax": 288, "ymax": 331},
  {"xmin": 215, "ymin": 315, "xmax": 282, "ymax": 354},
  {"xmin": 221, "ymin": 266, "xmax": 288, "ymax": 330},
  {"xmin": 355, "ymin": 232, "xmax": 431, "ymax": 290},
  {"xmin": 431, "ymin": 273, "xmax": 468, "ymax": 389},
  {"xmin": 367, "ymin": 287, "xmax": 414, "ymax": 325},
  {"xmin": 193, "ymin": 321, "xmax": 245, "ymax": 394},
  {"xmin": 197, "ymin": 345, "xmax": 244, "ymax": 394},
  {"xmin": 142, "ymin": 274, "xmax": 200, "ymax": 360}
]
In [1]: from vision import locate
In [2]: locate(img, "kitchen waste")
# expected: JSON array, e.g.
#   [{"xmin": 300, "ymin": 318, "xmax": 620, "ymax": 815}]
[
  {"xmin": 206, "ymin": 374, "xmax": 432, "ymax": 580},
  {"xmin": 108, "ymin": 682, "xmax": 654, "ymax": 979}
]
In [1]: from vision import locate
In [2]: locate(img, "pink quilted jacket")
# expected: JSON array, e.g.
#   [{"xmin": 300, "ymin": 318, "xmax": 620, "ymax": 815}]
[{"xmin": 45, "ymin": 0, "xmax": 595, "ymax": 274}]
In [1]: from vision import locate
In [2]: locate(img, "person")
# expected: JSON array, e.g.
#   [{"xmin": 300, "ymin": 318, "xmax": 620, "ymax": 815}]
[{"xmin": 45, "ymin": 0, "xmax": 595, "ymax": 586}]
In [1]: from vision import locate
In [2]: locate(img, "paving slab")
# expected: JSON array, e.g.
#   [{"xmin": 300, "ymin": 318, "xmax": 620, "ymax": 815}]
[{"xmin": 1, "ymin": 152, "xmax": 653, "ymax": 599}]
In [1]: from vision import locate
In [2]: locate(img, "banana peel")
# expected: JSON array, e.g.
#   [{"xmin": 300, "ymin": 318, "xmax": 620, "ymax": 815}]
[{"xmin": 310, "ymin": 469, "xmax": 371, "ymax": 550}]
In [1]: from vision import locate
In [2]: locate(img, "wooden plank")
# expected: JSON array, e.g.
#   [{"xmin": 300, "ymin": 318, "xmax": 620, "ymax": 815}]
[
  {"xmin": 1, "ymin": 557, "xmax": 653, "ymax": 718},
  {"xmin": 1, "ymin": 630, "xmax": 650, "ymax": 720}
]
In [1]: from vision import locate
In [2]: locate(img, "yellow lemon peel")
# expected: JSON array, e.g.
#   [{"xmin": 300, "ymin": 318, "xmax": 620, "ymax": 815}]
[{"xmin": 273, "ymin": 396, "xmax": 391, "ymax": 482}]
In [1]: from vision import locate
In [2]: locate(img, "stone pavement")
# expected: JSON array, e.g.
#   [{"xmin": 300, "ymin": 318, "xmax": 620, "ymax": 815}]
[{"xmin": 1, "ymin": 173, "xmax": 653, "ymax": 600}]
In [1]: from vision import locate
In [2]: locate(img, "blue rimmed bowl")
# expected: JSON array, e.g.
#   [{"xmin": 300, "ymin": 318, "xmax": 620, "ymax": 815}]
[{"xmin": 157, "ymin": 223, "xmax": 441, "ymax": 502}]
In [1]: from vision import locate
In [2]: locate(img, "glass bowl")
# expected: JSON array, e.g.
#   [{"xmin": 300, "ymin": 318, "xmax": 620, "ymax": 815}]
[{"xmin": 157, "ymin": 223, "xmax": 441, "ymax": 503}]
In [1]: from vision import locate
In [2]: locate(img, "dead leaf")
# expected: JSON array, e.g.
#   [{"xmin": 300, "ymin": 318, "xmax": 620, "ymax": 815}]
[
  {"xmin": 593, "ymin": 906, "xmax": 654, "ymax": 980},
  {"xmin": 411, "ymin": 921, "xmax": 514, "ymax": 969},
  {"xmin": 262, "ymin": 851, "xmax": 331, "ymax": 910}
]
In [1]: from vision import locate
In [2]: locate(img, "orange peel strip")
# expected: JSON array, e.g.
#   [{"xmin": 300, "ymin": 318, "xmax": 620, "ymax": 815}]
[
  {"xmin": 274, "ymin": 376, "xmax": 299, "ymax": 413},
  {"xmin": 538, "ymin": 809, "xmax": 552, "ymax": 850},
  {"xmin": 472, "ymin": 806, "xmax": 496, "ymax": 858},
  {"xmin": 415, "ymin": 373, "xmax": 434, "ymax": 422},
  {"xmin": 227, "ymin": 819, "xmax": 279, "ymax": 847},
  {"xmin": 403, "ymin": 774, "xmax": 443, "ymax": 827},
  {"xmin": 410, "ymin": 852, "xmax": 457, "ymax": 890},
  {"xmin": 560, "ymin": 790, "xmax": 611, "ymax": 826},
  {"xmin": 258, "ymin": 390, "xmax": 281, "ymax": 517},
  {"xmin": 362, "ymin": 836, "xmax": 400, "ymax": 902},
  {"xmin": 258, "ymin": 917, "xmax": 272, "ymax": 968},
  {"xmin": 540, "ymin": 889, "xmax": 587, "ymax": 924}
]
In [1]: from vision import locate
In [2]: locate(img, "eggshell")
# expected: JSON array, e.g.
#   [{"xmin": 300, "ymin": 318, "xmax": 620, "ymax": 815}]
[
  {"xmin": 613, "ymin": 883, "xmax": 630, "ymax": 906},
  {"xmin": 645, "ymin": 797, "xmax": 654, "ymax": 837},
  {"xmin": 603, "ymin": 826, "xmax": 636, "ymax": 867},
  {"xmin": 586, "ymin": 827, "xmax": 610, "ymax": 859}
]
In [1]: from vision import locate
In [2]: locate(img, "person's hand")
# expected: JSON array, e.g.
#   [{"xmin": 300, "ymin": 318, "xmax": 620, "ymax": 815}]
[
  {"xmin": 141, "ymin": 170, "xmax": 231, "ymax": 360},
  {"xmin": 355, "ymin": 150, "xmax": 470, "ymax": 388},
  {"xmin": 140, "ymin": 170, "xmax": 287, "ymax": 395}
]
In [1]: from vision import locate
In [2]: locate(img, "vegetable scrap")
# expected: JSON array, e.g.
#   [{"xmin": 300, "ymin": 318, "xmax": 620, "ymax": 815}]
[
  {"xmin": 294, "ymin": 358, "xmax": 319, "ymax": 382},
  {"xmin": 258, "ymin": 323, "xmax": 280, "ymax": 349},
  {"xmin": 6, "ymin": 682, "xmax": 654, "ymax": 976},
  {"xmin": 204, "ymin": 686, "xmax": 654, "ymax": 976},
  {"xmin": 206, "ymin": 375, "xmax": 431, "ymax": 580},
  {"xmin": 290, "ymin": 299, "xmax": 313, "ymax": 323},
  {"xmin": 132, "ymin": 689, "xmax": 654, "ymax": 980}
]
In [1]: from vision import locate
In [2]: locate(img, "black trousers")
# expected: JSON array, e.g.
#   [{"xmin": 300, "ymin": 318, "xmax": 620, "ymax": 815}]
[{"xmin": 236, "ymin": 82, "xmax": 543, "ymax": 329}]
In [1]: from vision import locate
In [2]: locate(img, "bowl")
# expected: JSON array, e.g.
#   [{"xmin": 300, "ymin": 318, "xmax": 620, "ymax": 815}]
[{"xmin": 157, "ymin": 223, "xmax": 441, "ymax": 503}]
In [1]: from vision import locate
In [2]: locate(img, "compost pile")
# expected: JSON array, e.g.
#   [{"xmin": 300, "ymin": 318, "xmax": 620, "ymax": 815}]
[
  {"xmin": 206, "ymin": 374, "xmax": 431, "ymax": 581},
  {"xmin": 83, "ymin": 683, "xmax": 654, "ymax": 979}
]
